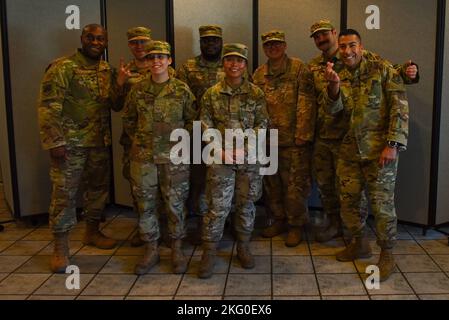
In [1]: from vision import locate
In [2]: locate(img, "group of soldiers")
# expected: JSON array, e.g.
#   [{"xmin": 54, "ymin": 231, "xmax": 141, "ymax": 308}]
[{"xmin": 37, "ymin": 19, "xmax": 419, "ymax": 282}]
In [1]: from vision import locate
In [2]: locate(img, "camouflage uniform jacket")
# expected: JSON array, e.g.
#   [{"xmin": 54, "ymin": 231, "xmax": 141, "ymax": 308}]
[
  {"xmin": 321, "ymin": 56, "xmax": 409, "ymax": 161},
  {"xmin": 253, "ymin": 55, "xmax": 314, "ymax": 146},
  {"xmin": 123, "ymin": 76, "xmax": 197, "ymax": 164},
  {"xmin": 306, "ymin": 50, "xmax": 418, "ymax": 142},
  {"xmin": 177, "ymin": 55, "xmax": 225, "ymax": 101},
  {"xmin": 38, "ymin": 50, "xmax": 121, "ymax": 150}
]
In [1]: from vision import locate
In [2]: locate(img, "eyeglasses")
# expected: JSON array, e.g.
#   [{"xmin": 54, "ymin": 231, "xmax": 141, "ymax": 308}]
[{"xmin": 263, "ymin": 42, "xmax": 284, "ymax": 49}]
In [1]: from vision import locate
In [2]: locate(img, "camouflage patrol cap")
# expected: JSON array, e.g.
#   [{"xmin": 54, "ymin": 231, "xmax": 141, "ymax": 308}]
[
  {"xmin": 310, "ymin": 19, "xmax": 335, "ymax": 37},
  {"xmin": 261, "ymin": 30, "xmax": 286, "ymax": 44},
  {"xmin": 127, "ymin": 27, "xmax": 152, "ymax": 41},
  {"xmin": 199, "ymin": 25, "xmax": 223, "ymax": 38},
  {"xmin": 222, "ymin": 43, "xmax": 248, "ymax": 61},
  {"xmin": 145, "ymin": 40, "xmax": 171, "ymax": 56}
]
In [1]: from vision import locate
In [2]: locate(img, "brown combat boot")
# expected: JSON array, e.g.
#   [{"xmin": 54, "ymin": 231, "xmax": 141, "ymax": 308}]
[
  {"xmin": 336, "ymin": 236, "xmax": 372, "ymax": 262},
  {"xmin": 130, "ymin": 232, "xmax": 144, "ymax": 247},
  {"xmin": 237, "ymin": 241, "xmax": 255, "ymax": 269},
  {"xmin": 198, "ymin": 241, "xmax": 217, "ymax": 279},
  {"xmin": 83, "ymin": 220, "xmax": 117, "ymax": 249},
  {"xmin": 171, "ymin": 239, "xmax": 188, "ymax": 274},
  {"xmin": 135, "ymin": 241, "xmax": 160, "ymax": 275},
  {"xmin": 50, "ymin": 232, "xmax": 70, "ymax": 273},
  {"xmin": 285, "ymin": 227, "xmax": 303, "ymax": 247},
  {"xmin": 261, "ymin": 220, "xmax": 287, "ymax": 238},
  {"xmin": 377, "ymin": 248, "xmax": 396, "ymax": 282},
  {"xmin": 315, "ymin": 215, "xmax": 344, "ymax": 243}
]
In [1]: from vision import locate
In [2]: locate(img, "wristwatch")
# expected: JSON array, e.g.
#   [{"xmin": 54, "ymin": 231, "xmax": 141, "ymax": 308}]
[{"xmin": 387, "ymin": 141, "xmax": 406, "ymax": 152}]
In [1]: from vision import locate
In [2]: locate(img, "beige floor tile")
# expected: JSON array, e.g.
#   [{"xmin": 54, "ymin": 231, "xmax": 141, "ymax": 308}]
[
  {"xmin": 272, "ymin": 256, "xmax": 314, "ymax": 274},
  {"xmin": 128, "ymin": 274, "xmax": 182, "ymax": 296},
  {"xmin": 404, "ymin": 273, "xmax": 449, "ymax": 294},
  {"xmin": 28, "ymin": 295, "xmax": 76, "ymax": 300},
  {"xmin": 15, "ymin": 256, "xmax": 52, "ymax": 273},
  {"xmin": 273, "ymin": 274, "xmax": 319, "ymax": 296},
  {"xmin": 115, "ymin": 243, "xmax": 145, "ymax": 256},
  {"xmin": 0, "ymin": 241, "xmax": 50, "ymax": 256},
  {"xmin": 225, "ymin": 274, "xmax": 271, "ymax": 296},
  {"xmin": 146, "ymin": 257, "xmax": 175, "ymax": 274},
  {"xmin": 22, "ymin": 228, "xmax": 54, "ymax": 241},
  {"xmin": 362, "ymin": 273, "xmax": 414, "ymax": 295},
  {"xmin": 309, "ymin": 239, "xmax": 346, "ymax": 256},
  {"xmin": 313, "ymin": 256, "xmax": 357, "ymax": 274},
  {"xmin": 370, "ymin": 295, "xmax": 418, "ymax": 300},
  {"xmin": 77, "ymin": 296, "xmax": 124, "ymax": 300},
  {"xmin": 38, "ymin": 241, "xmax": 84, "ymax": 257},
  {"xmin": 418, "ymin": 240, "xmax": 449, "ymax": 255},
  {"xmin": 187, "ymin": 255, "xmax": 230, "ymax": 274},
  {"xmin": 272, "ymin": 241, "xmax": 309, "ymax": 256},
  {"xmin": 69, "ymin": 255, "xmax": 111, "ymax": 274},
  {"xmin": 35, "ymin": 273, "xmax": 95, "ymax": 296},
  {"xmin": 0, "ymin": 228, "xmax": 34, "ymax": 241},
  {"xmin": 419, "ymin": 294, "xmax": 449, "ymax": 300},
  {"xmin": 232, "ymin": 241, "xmax": 270, "ymax": 256},
  {"xmin": 0, "ymin": 273, "xmax": 8, "ymax": 282},
  {"xmin": 126, "ymin": 296, "xmax": 173, "ymax": 300},
  {"xmin": 405, "ymin": 226, "xmax": 448, "ymax": 240},
  {"xmin": 224, "ymin": 296, "xmax": 271, "ymax": 300},
  {"xmin": 178, "ymin": 274, "xmax": 226, "ymax": 296},
  {"xmin": 76, "ymin": 245, "xmax": 118, "ymax": 256},
  {"xmin": 431, "ymin": 255, "xmax": 449, "ymax": 271},
  {"xmin": 322, "ymin": 295, "xmax": 370, "ymax": 300},
  {"xmin": 81, "ymin": 274, "xmax": 137, "ymax": 296},
  {"xmin": 0, "ymin": 295, "xmax": 28, "ymax": 300},
  {"xmin": 0, "ymin": 241, "xmax": 14, "ymax": 253},
  {"xmin": 354, "ymin": 255, "xmax": 399, "ymax": 274},
  {"xmin": 394, "ymin": 240, "xmax": 426, "ymax": 255},
  {"xmin": 0, "ymin": 273, "xmax": 51, "ymax": 295},
  {"xmin": 395, "ymin": 255, "xmax": 441, "ymax": 273},
  {"xmin": 100, "ymin": 256, "xmax": 140, "ymax": 274},
  {"xmin": 273, "ymin": 296, "xmax": 320, "ymax": 300},
  {"xmin": 0, "ymin": 256, "xmax": 31, "ymax": 273},
  {"xmin": 230, "ymin": 256, "xmax": 271, "ymax": 274},
  {"xmin": 176, "ymin": 296, "xmax": 222, "ymax": 300},
  {"xmin": 317, "ymin": 274, "xmax": 366, "ymax": 296}
]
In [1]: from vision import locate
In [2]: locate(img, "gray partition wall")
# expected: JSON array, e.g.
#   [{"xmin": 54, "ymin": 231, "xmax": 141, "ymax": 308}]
[
  {"xmin": 174, "ymin": 0, "xmax": 254, "ymax": 72},
  {"xmin": 258, "ymin": 0, "xmax": 341, "ymax": 65},
  {"xmin": 4, "ymin": 0, "xmax": 102, "ymax": 216},
  {"xmin": 436, "ymin": 0, "xmax": 449, "ymax": 225},
  {"xmin": 106, "ymin": 0, "xmax": 167, "ymax": 207},
  {"xmin": 347, "ymin": 0, "xmax": 438, "ymax": 225}
]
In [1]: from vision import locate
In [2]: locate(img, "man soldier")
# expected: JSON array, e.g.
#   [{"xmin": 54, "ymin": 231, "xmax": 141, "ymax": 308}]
[{"xmin": 253, "ymin": 30, "xmax": 313, "ymax": 247}]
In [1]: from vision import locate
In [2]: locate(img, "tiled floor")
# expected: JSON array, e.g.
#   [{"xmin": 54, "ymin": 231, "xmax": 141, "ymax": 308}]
[{"xmin": 0, "ymin": 184, "xmax": 449, "ymax": 300}]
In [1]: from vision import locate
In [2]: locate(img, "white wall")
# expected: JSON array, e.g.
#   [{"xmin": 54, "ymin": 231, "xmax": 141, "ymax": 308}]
[{"xmin": 174, "ymin": 0, "xmax": 253, "ymax": 71}]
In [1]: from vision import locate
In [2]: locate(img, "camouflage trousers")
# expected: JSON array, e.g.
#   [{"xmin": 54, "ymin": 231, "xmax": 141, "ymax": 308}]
[
  {"xmin": 313, "ymin": 138, "xmax": 368, "ymax": 221},
  {"xmin": 264, "ymin": 146, "xmax": 312, "ymax": 227},
  {"xmin": 49, "ymin": 146, "xmax": 110, "ymax": 233},
  {"xmin": 203, "ymin": 164, "xmax": 263, "ymax": 242},
  {"xmin": 337, "ymin": 157, "xmax": 399, "ymax": 249},
  {"xmin": 130, "ymin": 161, "xmax": 189, "ymax": 242}
]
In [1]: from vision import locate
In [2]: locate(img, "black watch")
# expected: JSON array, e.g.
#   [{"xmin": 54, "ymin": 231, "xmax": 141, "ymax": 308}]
[{"xmin": 387, "ymin": 141, "xmax": 406, "ymax": 151}]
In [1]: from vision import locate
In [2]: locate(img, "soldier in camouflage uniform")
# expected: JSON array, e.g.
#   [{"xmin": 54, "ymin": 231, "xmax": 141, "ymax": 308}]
[
  {"xmin": 322, "ymin": 29, "xmax": 409, "ymax": 281},
  {"xmin": 123, "ymin": 41, "xmax": 197, "ymax": 275},
  {"xmin": 304, "ymin": 20, "xmax": 419, "ymax": 243},
  {"xmin": 37, "ymin": 24, "xmax": 124, "ymax": 273},
  {"xmin": 253, "ymin": 30, "xmax": 313, "ymax": 247},
  {"xmin": 177, "ymin": 25, "xmax": 224, "ymax": 244},
  {"xmin": 198, "ymin": 43, "xmax": 268, "ymax": 278}
]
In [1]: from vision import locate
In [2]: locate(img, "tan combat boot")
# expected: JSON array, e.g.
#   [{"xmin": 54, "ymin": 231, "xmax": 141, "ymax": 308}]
[
  {"xmin": 135, "ymin": 241, "xmax": 160, "ymax": 275},
  {"xmin": 83, "ymin": 220, "xmax": 117, "ymax": 249},
  {"xmin": 336, "ymin": 236, "xmax": 372, "ymax": 262},
  {"xmin": 198, "ymin": 241, "xmax": 217, "ymax": 279},
  {"xmin": 315, "ymin": 215, "xmax": 343, "ymax": 243},
  {"xmin": 261, "ymin": 220, "xmax": 287, "ymax": 238},
  {"xmin": 377, "ymin": 248, "xmax": 396, "ymax": 282},
  {"xmin": 172, "ymin": 239, "xmax": 188, "ymax": 274},
  {"xmin": 237, "ymin": 241, "xmax": 255, "ymax": 269},
  {"xmin": 130, "ymin": 232, "xmax": 144, "ymax": 247},
  {"xmin": 50, "ymin": 232, "xmax": 70, "ymax": 273},
  {"xmin": 285, "ymin": 227, "xmax": 303, "ymax": 247}
]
